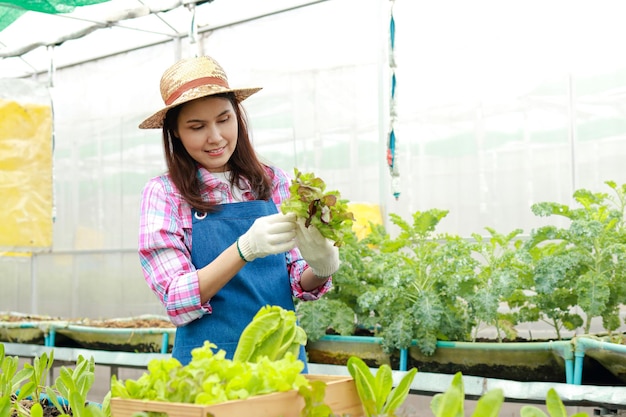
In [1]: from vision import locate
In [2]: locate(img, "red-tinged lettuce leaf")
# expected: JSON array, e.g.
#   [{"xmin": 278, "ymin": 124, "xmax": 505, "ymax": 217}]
[{"xmin": 281, "ymin": 168, "xmax": 355, "ymax": 246}]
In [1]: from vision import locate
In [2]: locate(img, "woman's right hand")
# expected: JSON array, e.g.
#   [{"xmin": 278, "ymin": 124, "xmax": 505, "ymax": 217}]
[{"xmin": 236, "ymin": 212, "xmax": 297, "ymax": 262}]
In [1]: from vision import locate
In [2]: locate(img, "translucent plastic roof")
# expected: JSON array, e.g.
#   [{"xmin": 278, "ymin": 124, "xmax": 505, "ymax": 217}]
[{"xmin": 0, "ymin": 0, "xmax": 320, "ymax": 78}]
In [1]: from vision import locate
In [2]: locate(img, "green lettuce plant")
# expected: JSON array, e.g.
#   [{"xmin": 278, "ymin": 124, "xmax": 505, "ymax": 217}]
[
  {"xmin": 520, "ymin": 388, "xmax": 588, "ymax": 417},
  {"xmin": 298, "ymin": 380, "xmax": 336, "ymax": 417},
  {"xmin": 431, "ymin": 372, "xmax": 588, "ymax": 417},
  {"xmin": 233, "ymin": 305, "xmax": 307, "ymax": 363},
  {"xmin": 0, "ymin": 343, "xmax": 34, "ymax": 417},
  {"xmin": 431, "ymin": 372, "xmax": 504, "ymax": 417},
  {"xmin": 347, "ymin": 356, "xmax": 417, "ymax": 417},
  {"xmin": 280, "ymin": 168, "xmax": 355, "ymax": 247},
  {"xmin": 111, "ymin": 306, "xmax": 313, "ymax": 406},
  {"xmin": 0, "ymin": 343, "xmax": 107, "ymax": 417},
  {"xmin": 46, "ymin": 355, "xmax": 103, "ymax": 417}
]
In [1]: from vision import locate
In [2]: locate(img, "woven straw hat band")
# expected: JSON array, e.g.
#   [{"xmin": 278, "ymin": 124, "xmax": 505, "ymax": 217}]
[{"xmin": 165, "ymin": 76, "xmax": 229, "ymax": 105}]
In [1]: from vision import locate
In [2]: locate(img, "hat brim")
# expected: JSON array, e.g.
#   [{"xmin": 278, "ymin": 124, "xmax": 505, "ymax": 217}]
[{"xmin": 139, "ymin": 85, "xmax": 262, "ymax": 129}]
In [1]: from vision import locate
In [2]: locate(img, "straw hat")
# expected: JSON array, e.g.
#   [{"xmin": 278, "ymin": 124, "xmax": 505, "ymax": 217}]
[{"xmin": 139, "ymin": 56, "xmax": 262, "ymax": 129}]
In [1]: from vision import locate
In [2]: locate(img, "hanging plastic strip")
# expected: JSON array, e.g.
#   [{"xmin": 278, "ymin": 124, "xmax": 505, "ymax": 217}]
[
  {"xmin": 386, "ymin": 0, "xmax": 400, "ymax": 200},
  {"xmin": 47, "ymin": 44, "xmax": 57, "ymax": 224}
]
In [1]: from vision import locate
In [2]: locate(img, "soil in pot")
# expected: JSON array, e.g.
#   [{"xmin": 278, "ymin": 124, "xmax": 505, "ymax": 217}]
[
  {"xmin": 2, "ymin": 313, "xmax": 176, "ymax": 353},
  {"xmin": 52, "ymin": 316, "xmax": 175, "ymax": 353},
  {"xmin": 12, "ymin": 398, "xmax": 60, "ymax": 417}
]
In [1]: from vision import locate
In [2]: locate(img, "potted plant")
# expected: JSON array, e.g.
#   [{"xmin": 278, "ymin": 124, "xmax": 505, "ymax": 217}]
[
  {"xmin": 50, "ymin": 315, "xmax": 175, "ymax": 353},
  {"xmin": 0, "ymin": 313, "xmax": 67, "ymax": 346}
]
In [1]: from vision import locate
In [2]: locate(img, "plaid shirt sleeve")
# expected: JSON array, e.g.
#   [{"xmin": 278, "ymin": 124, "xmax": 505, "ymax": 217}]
[
  {"xmin": 138, "ymin": 176, "xmax": 208, "ymax": 326},
  {"xmin": 269, "ymin": 166, "xmax": 333, "ymax": 300},
  {"xmin": 139, "ymin": 168, "xmax": 332, "ymax": 328}
]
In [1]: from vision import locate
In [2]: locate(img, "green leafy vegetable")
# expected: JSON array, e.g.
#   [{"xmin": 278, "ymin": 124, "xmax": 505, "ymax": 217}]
[
  {"xmin": 468, "ymin": 227, "xmax": 530, "ymax": 342},
  {"xmin": 346, "ymin": 355, "xmax": 417, "ymax": 417},
  {"xmin": 298, "ymin": 381, "xmax": 334, "ymax": 417},
  {"xmin": 0, "ymin": 344, "xmax": 33, "ymax": 400},
  {"xmin": 520, "ymin": 388, "xmax": 588, "ymax": 417},
  {"xmin": 296, "ymin": 298, "xmax": 356, "ymax": 341},
  {"xmin": 356, "ymin": 210, "xmax": 478, "ymax": 355},
  {"xmin": 22, "ymin": 350, "xmax": 54, "ymax": 408},
  {"xmin": 281, "ymin": 168, "xmax": 355, "ymax": 246},
  {"xmin": 233, "ymin": 305, "xmax": 307, "ymax": 363},
  {"xmin": 111, "ymin": 341, "xmax": 309, "ymax": 405},
  {"xmin": 431, "ymin": 372, "xmax": 504, "ymax": 417},
  {"xmin": 47, "ymin": 355, "xmax": 97, "ymax": 417},
  {"xmin": 523, "ymin": 181, "xmax": 626, "ymax": 335},
  {"xmin": 0, "ymin": 344, "xmax": 107, "ymax": 417},
  {"xmin": 112, "ymin": 305, "xmax": 310, "ymax": 407}
]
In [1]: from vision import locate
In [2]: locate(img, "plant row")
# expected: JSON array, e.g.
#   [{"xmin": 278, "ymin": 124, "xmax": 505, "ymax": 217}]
[
  {"xmin": 0, "ymin": 344, "xmax": 108, "ymax": 417},
  {"xmin": 0, "ymin": 342, "xmax": 588, "ymax": 417},
  {"xmin": 297, "ymin": 181, "xmax": 626, "ymax": 355}
]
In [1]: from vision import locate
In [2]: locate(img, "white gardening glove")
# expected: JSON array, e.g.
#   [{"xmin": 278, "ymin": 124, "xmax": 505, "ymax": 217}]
[
  {"xmin": 295, "ymin": 218, "xmax": 340, "ymax": 278},
  {"xmin": 237, "ymin": 212, "xmax": 297, "ymax": 262}
]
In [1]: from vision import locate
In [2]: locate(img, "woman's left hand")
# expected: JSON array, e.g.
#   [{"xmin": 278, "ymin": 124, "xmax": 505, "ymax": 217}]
[{"xmin": 295, "ymin": 219, "xmax": 340, "ymax": 278}]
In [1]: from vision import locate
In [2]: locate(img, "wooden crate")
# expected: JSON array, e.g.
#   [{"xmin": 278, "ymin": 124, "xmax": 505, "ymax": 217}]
[{"xmin": 110, "ymin": 374, "xmax": 363, "ymax": 417}]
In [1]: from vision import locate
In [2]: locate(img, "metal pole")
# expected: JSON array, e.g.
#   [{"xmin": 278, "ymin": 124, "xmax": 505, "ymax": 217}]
[
  {"xmin": 47, "ymin": 45, "xmax": 55, "ymax": 88},
  {"xmin": 186, "ymin": 2, "xmax": 201, "ymax": 57},
  {"xmin": 568, "ymin": 72, "xmax": 577, "ymax": 199}
]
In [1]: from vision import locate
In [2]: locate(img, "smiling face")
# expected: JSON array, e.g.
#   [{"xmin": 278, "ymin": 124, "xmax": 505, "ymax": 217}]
[{"xmin": 175, "ymin": 96, "xmax": 238, "ymax": 172}]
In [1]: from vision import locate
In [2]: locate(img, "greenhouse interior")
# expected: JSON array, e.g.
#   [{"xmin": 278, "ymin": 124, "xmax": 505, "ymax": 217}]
[{"xmin": 3, "ymin": 0, "xmax": 626, "ymax": 416}]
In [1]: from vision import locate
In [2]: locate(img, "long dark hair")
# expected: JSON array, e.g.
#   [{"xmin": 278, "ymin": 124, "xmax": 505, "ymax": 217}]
[{"xmin": 161, "ymin": 93, "xmax": 273, "ymax": 212}]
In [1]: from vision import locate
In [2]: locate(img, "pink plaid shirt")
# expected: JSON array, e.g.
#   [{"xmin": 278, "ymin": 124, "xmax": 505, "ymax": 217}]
[{"xmin": 138, "ymin": 165, "xmax": 331, "ymax": 326}]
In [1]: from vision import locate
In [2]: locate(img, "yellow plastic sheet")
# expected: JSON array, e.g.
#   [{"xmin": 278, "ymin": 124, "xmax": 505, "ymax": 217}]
[
  {"xmin": 347, "ymin": 202, "xmax": 383, "ymax": 240},
  {"xmin": 0, "ymin": 94, "xmax": 53, "ymax": 251}
]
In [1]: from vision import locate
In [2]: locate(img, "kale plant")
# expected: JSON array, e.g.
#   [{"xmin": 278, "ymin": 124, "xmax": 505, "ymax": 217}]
[
  {"xmin": 296, "ymin": 228, "xmax": 381, "ymax": 340},
  {"xmin": 525, "ymin": 181, "xmax": 626, "ymax": 335},
  {"xmin": 356, "ymin": 209, "xmax": 478, "ymax": 355},
  {"xmin": 468, "ymin": 227, "xmax": 531, "ymax": 341}
]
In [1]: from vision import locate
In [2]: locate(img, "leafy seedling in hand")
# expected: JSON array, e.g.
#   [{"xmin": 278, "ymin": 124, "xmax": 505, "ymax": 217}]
[{"xmin": 281, "ymin": 168, "xmax": 354, "ymax": 247}]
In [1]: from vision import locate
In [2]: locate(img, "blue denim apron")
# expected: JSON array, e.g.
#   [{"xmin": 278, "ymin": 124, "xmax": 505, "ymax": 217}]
[{"xmin": 171, "ymin": 200, "xmax": 308, "ymax": 370}]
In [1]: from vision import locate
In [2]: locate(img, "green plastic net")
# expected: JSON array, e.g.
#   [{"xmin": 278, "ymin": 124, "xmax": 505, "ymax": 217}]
[{"xmin": 0, "ymin": 0, "xmax": 110, "ymax": 32}]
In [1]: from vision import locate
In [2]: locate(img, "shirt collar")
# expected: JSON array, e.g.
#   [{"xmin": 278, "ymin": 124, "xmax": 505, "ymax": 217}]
[{"xmin": 197, "ymin": 166, "xmax": 253, "ymax": 193}]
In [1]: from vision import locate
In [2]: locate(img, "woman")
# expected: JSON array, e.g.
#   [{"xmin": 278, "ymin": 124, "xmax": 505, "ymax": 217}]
[{"xmin": 137, "ymin": 55, "xmax": 339, "ymax": 367}]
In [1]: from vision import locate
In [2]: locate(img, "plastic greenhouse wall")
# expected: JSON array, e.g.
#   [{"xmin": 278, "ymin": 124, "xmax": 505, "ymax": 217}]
[
  {"xmin": 0, "ymin": 80, "xmax": 53, "ymax": 252},
  {"xmin": 3, "ymin": 0, "xmax": 626, "ymax": 319}
]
